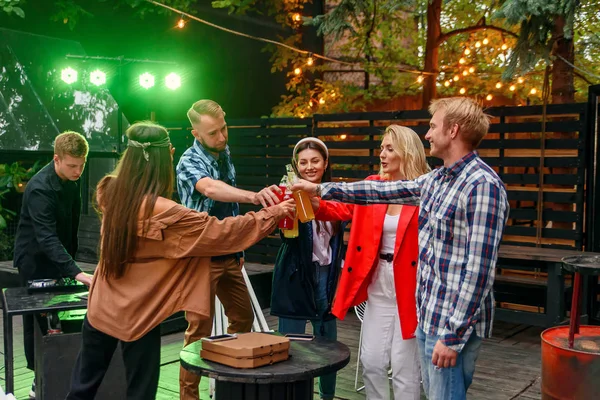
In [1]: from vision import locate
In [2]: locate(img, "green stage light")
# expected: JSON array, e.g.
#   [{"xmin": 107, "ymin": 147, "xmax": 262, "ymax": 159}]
[
  {"xmin": 90, "ymin": 70, "xmax": 106, "ymax": 86},
  {"xmin": 61, "ymin": 67, "xmax": 78, "ymax": 84},
  {"xmin": 165, "ymin": 73, "xmax": 181, "ymax": 90},
  {"xmin": 139, "ymin": 73, "xmax": 155, "ymax": 89}
]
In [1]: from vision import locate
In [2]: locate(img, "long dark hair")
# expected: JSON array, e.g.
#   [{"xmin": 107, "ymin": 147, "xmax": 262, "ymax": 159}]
[{"xmin": 96, "ymin": 121, "xmax": 174, "ymax": 279}]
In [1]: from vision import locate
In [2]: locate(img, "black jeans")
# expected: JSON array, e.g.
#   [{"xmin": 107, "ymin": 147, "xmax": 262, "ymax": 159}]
[{"xmin": 66, "ymin": 316, "xmax": 161, "ymax": 400}]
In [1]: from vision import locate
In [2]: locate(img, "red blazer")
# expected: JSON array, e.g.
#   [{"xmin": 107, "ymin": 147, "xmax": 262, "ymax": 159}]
[{"xmin": 315, "ymin": 175, "xmax": 419, "ymax": 340}]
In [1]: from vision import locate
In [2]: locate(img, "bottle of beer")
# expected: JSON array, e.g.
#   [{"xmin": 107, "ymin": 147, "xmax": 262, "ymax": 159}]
[{"xmin": 285, "ymin": 164, "xmax": 315, "ymax": 222}]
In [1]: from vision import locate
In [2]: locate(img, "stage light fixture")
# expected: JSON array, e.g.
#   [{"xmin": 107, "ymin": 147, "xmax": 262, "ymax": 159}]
[
  {"xmin": 90, "ymin": 70, "xmax": 106, "ymax": 86},
  {"xmin": 139, "ymin": 73, "xmax": 155, "ymax": 89},
  {"xmin": 165, "ymin": 73, "xmax": 181, "ymax": 90},
  {"xmin": 61, "ymin": 67, "xmax": 78, "ymax": 84}
]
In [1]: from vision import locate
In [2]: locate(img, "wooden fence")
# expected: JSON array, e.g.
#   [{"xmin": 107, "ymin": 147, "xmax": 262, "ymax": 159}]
[{"xmin": 163, "ymin": 102, "xmax": 590, "ymax": 265}]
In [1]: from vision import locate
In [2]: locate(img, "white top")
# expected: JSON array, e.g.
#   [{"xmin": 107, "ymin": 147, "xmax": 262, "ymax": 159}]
[
  {"xmin": 380, "ymin": 213, "xmax": 399, "ymax": 255},
  {"xmin": 312, "ymin": 221, "xmax": 333, "ymax": 265}
]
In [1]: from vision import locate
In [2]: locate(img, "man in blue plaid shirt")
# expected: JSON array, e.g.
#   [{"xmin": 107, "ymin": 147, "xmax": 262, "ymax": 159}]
[
  {"xmin": 176, "ymin": 100, "xmax": 282, "ymax": 400},
  {"xmin": 294, "ymin": 97, "xmax": 509, "ymax": 400}
]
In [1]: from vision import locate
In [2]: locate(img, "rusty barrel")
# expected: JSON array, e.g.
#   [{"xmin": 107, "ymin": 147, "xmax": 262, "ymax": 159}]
[{"xmin": 541, "ymin": 326, "xmax": 600, "ymax": 399}]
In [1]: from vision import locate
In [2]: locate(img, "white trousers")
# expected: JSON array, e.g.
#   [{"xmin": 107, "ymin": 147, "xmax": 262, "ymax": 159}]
[{"xmin": 361, "ymin": 259, "xmax": 420, "ymax": 400}]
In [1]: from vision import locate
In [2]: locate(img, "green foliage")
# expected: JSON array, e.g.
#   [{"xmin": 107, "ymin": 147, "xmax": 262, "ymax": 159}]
[
  {"xmin": 0, "ymin": 0, "xmax": 25, "ymax": 17},
  {"xmin": 0, "ymin": 161, "xmax": 43, "ymax": 231},
  {"xmin": 494, "ymin": 0, "xmax": 578, "ymax": 79}
]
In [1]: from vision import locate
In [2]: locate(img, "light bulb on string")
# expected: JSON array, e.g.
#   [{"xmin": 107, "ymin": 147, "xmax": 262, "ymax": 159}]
[
  {"xmin": 486, "ymin": 94, "xmax": 493, "ymax": 101},
  {"xmin": 509, "ymin": 85, "xmax": 516, "ymax": 91},
  {"xmin": 495, "ymin": 82, "xmax": 502, "ymax": 89},
  {"xmin": 469, "ymin": 67, "xmax": 475, "ymax": 73},
  {"xmin": 444, "ymin": 81, "xmax": 451, "ymax": 87},
  {"xmin": 482, "ymin": 38, "xmax": 489, "ymax": 45},
  {"xmin": 463, "ymin": 70, "xmax": 468, "ymax": 76},
  {"xmin": 475, "ymin": 41, "xmax": 481, "ymax": 48},
  {"xmin": 177, "ymin": 15, "xmax": 186, "ymax": 29},
  {"xmin": 464, "ymin": 49, "xmax": 471, "ymax": 55},
  {"xmin": 292, "ymin": 13, "xmax": 302, "ymax": 22},
  {"xmin": 308, "ymin": 100, "xmax": 313, "ymax": 107},
  {"xmin": 459, "ymin": 58, "xmax": 466, "ymax": 64},
  {"xmin": 294, "ymin": 67, "xmax": 302, "ymax": 75},
  {"xmin": 459, "ymin": 87, "xmax": 466, "ymax": 94},
  {"xmin": 517, "ymin": 77, "xmax": 524, "ymax": 84},
  {"xmin": 417, "ymin": 75, "xmax": 424, "ymax": 83},
  {"xmin": 319, "ymin": 98, "xmax": 325, "ymax": 105},
  {"xmin": 530, "ymin": 88, "xmax": 537, "ymax": 95},
  {"xmin": 501, "ymin": 43, "xmax": 508, "ymax": 50},
  {"xmin": 307, "ymin": 55, "xmax": 314, "ymax": 66},
  {"xmin": 453, "ymin": 75, "xmax": 460, "ymax": 81}
]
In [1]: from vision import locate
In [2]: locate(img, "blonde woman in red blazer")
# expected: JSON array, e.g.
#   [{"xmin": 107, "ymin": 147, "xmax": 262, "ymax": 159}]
[{"xmin": 313, "ymin": 125, "xmax": 430, "ymax": 400}]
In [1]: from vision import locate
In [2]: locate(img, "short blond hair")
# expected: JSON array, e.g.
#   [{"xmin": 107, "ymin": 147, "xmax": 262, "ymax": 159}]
[
  {"xmin": 54, "ymin": 131, "xmax": 88, "ymax": 158},
  {"xmin": 379, "ymin": 125, "xmax": 431, "ymax": 180},
  {"xmin": 187, "ymin": 100, "xmax": 226, "ymax": 127},
  {"xmin": 429, "ymin": 97, "xmax": 490, "ymax": 148}
]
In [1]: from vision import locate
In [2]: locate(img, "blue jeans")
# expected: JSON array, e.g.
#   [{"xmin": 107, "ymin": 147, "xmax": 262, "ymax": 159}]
[
  {"xmin": 416, "ymin": 327, "xmax": 482, "ymax": 400},
  {"xmin": 278, "ymin": 264, "xmax": 337, "ymax": 400}
]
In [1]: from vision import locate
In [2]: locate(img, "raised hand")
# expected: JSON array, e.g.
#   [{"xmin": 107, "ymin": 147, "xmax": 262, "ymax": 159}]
[
  {"xmin": 254, "ymin": 185, "xmax": 283, "ymax": 207},
  {"xmin": 290, "ymin": 179, "xmax": 319, "ymax": 197}
]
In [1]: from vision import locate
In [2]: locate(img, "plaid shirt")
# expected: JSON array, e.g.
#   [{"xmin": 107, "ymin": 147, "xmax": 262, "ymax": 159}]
[
  {"xmin": 321, "ymin": 152, "xmax": 508, "ymax": 352},
  {"xmin": 176, "ymin": 140, "xmax": 239, "ymax": 217}
]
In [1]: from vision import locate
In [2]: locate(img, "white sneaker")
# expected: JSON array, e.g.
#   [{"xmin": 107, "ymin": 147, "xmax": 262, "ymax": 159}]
[{"xmin": 29, "ymin": 380, "xmax": 35, "ymax": 399}]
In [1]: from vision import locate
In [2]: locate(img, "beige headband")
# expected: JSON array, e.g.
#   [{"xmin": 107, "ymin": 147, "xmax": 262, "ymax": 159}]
[{"xmin": 293, "ymin": 137, "xmax": 329, "ymax": 159}]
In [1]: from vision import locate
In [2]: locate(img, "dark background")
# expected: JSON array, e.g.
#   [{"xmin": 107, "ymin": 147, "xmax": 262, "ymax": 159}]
[{"xmin": 0, "ymin": 0, "xmax": 324, "ymax": 122}]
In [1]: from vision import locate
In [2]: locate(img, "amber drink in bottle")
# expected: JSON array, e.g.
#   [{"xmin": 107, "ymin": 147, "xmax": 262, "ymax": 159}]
[{"xmin": 285, "ymin": 164, "xmax": 314, "ymax": 223}]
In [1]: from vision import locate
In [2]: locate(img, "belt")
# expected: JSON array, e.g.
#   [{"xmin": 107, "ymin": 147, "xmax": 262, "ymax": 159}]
[
  {"xmin": 211, "ymin": 254, "xmax": 237, "ymax": 262},
  {"xmin": 379, "ymin": 253, "xmax": 394, "ymax": 262}
]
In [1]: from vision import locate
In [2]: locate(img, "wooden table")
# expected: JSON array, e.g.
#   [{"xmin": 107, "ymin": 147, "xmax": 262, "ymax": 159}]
[
  {"xmin": 180, "ymin": 337, "xmax": 350, "ymax": 400},
  {"xmin": 496, "ymin": 245, "xmax": 600, "ymax": 327}
]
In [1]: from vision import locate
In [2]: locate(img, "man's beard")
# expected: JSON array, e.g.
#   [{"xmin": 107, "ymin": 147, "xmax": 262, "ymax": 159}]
[{"xmin": 201, "ymin": 140, "xmax": 227, "ymax": 153}]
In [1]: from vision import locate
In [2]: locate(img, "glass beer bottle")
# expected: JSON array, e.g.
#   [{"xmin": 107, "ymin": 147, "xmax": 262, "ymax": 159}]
[{"xmin": 285, "ymin": 164, "xmax": 315, "ymax": 223}]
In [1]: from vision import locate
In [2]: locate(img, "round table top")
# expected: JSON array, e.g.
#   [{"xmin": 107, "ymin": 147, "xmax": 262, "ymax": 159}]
[
  {"xmin": 180, "ymin": 337, "xmax": 351, "ymax": 384},
  {"xmin": 562, "ymin": 255, "xmax": 600, "ymax": 275}
]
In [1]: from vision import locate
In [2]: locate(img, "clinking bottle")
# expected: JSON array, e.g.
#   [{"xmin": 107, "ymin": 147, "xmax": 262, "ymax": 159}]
[
  {"xmin": 278, "ymin": 176, "xmax": 299, "ymax": 238},
  {"xmin": 285, "ymin": 164, "xmax": 315, "ymax": 223}
]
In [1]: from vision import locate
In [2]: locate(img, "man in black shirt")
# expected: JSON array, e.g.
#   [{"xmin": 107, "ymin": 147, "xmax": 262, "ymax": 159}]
[{"xmin": 13, "ymin": 131, "xmax": 93, "ymax": 398}]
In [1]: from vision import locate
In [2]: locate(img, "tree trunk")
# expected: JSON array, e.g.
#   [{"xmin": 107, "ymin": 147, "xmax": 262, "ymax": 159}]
[
  {"xmin": 422, "ymin": 0, "xmax": 441, "ymax": 108},
  {"xmin": 550, "ymin": 15, "xmax": 575, "ymax": 104}
]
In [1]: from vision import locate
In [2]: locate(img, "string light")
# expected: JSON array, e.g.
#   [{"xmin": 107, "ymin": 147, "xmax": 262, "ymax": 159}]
[
  {"xmin": 462, "ymin": 70, "xmax": 468, "ymax": 76},
  {"xmin": 509, "ymin": 85, "xmax": 516, "ymax": 91},
  {"xmin": 340, "ymin": 134, "xmax": 347, "ymax": 140},
  {"xmin": 308, "ymin": 100, "xmax": 313, "ymax": 107},
  {"xmin": 459, "ymin": 58, "xmax": 466, "ymax": 64},
  {"xmin": 294, "ymin": 67, "xmax": 302, "ymax": 75},
  {"xmin": 331, "ymin": 91, "xmax": 336, "ymax": 98},
  {"xmin": 464, "ymin": 49, "xmax": 471, "ymax": 55},
  {"xmin": 486, "ymin": 94, "xmax": 493, "ymax": 101},
  {"xmin": 292, "ymin": 13, "xmax": 301, "ymax": 22},
  {"xmin": 468, "ymin": 67, "xmax": 475, "ymax": 73},
  {"xmin": 501, "ymin": 43, "xmax": 508, "ymax": 50},
  {"xmin": 517, "ymin": 77, "xmax": 524, "ymax": 83},
  {"xmin": 177, "ymin": 17, "xmax": 186, "ymax": 28},
  {"xmin": 307, "ymin": 55, "xmax": 314, "ymax": 66},
  {"xmin": 475, "ymin": 41, "xmax": 481, "ymax": 48},
  {"xmin": 444, "ymin": 80, "xmax": 451, "ymax": 87},
  {"xmin": 495, "ymin": 82, "xmax": 502, "ymax": 89},
  {"xmin": 482, "ymin": 38, "xmax": 489, "ymax": 45},
  {"xmin": 453, "ymin": 75, "xmax": 460, "ymax": 81},
  {"xmin": 319, "ymin": 98, "xmax": 325, "ymax": 105},
  {"xmin": 417, "ymin": 75, "xmax": 424, "ymax": 83},
  {"xmin": 459, "ymin": 87, "xmax": 466, "ymax": 94},
  {"xmin": 530, "ymin": 88, "xmax": 537, "ymax": 95}
]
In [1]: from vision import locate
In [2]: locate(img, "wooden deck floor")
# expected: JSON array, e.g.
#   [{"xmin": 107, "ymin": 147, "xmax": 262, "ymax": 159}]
[{"xmin": 0, "ymin": 308, "xmax": 543, "ymax": 400}]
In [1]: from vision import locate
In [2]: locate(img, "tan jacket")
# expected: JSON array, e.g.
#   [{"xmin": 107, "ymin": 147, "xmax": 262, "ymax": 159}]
[{"xmin": 87, "ymin": 202, "xmax": 280, "ymax": 342}]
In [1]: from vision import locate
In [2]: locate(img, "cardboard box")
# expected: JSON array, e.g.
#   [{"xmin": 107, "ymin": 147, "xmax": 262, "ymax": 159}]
[{"xmin": 200, "ymin": 332, "xmax": 290, "ymax": 368}]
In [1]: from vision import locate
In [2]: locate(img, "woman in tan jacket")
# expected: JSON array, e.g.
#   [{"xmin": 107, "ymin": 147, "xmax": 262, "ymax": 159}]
[{"xmin": 66, "ymin": 121, "xmax": 294, "ymax": 400}]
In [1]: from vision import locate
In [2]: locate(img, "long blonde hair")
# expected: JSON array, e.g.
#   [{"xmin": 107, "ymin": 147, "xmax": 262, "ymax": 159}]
[{"xmin": 379, "ymin": 125, "xmax": 430, "ymax": 180}]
